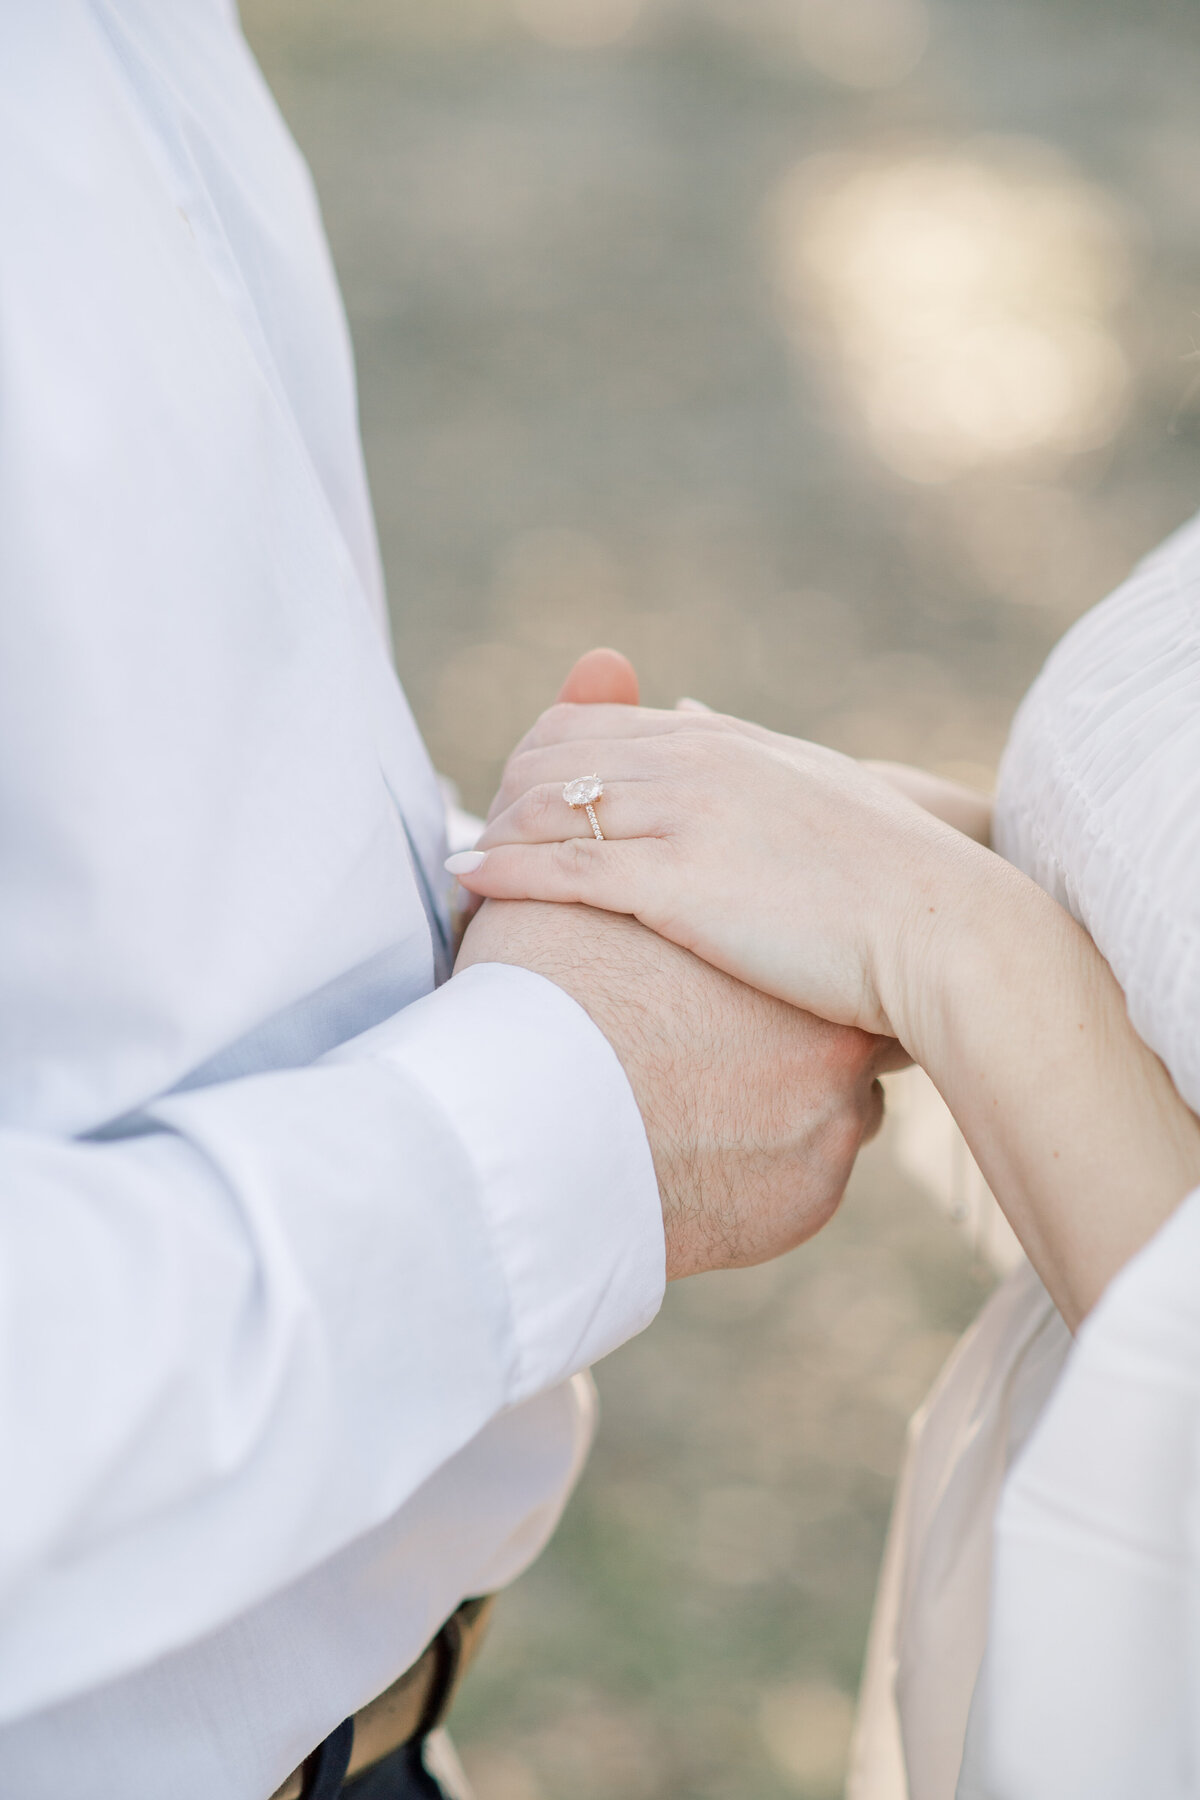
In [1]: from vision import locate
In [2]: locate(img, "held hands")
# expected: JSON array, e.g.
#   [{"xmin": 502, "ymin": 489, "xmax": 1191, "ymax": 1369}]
[
  {"xmin": 455, "ymin": 651, "xmax": 1200, "ymax": 1325},
  {"xmin": 453, "ymin": 648, "xmax": 903, "ymax": 1280},
  {"xmin": 453, "ymin": 698, "xmax": 996, "ymax": 1052}
]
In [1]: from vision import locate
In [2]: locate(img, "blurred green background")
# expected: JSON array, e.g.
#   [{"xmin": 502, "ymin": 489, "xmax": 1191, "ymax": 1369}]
[{"xmin": 238, "ymin": 2, "xmax": 1200, "ymax": 1794}]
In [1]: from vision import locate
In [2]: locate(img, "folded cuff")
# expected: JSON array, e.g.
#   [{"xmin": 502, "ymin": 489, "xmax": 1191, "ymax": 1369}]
[{"xmin": 365, "ymin": 962, "xmax": 665, "ymax": 1403}]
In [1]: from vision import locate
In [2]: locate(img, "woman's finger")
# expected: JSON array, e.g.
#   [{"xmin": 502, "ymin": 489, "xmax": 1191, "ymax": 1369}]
[
  {"xmin": 512, "ymin": 701, "xmax": 721, "ymax": 759},
  {"xmin": 492, "ymin": 707, "xmax": 777, "ymax": 823},
  {"xmin": 447, "ymin": 835, "xmax": 657, "ymax": 917},
  {"xmin": 478, "ymin": 780, "xmax": 669, "ymax": 851},
  {"xmin": 489, "ymin": 739, "xmax": 667, "ymax": 823}
]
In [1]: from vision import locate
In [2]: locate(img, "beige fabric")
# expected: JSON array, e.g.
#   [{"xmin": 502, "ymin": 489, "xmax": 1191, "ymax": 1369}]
[
  {"xmin": 422, "ymin": 1730, "xmax": 476, "ymax": 1800},
  {"xmin": 846, "ymin": 1260, "xmax": 1070, "ymax": 1800},
  {"xmin": 850, "ymin": 509, "xmax": 1200, "ymax": 1800}
]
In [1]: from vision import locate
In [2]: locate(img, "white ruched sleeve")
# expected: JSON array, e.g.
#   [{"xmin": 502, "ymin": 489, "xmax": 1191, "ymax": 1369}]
[{"xmin": 972, "ymin": 1188, "xmax": 1200, "ymax": 1800}]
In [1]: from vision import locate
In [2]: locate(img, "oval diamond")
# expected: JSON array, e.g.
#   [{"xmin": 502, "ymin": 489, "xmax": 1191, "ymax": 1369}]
[{"xmin": 563, "ymin": 776, "xmax": 603, "ymax": 807}]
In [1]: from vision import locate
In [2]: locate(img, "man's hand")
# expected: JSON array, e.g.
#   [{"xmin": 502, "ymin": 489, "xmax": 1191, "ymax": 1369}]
[
  {"xmin": 456, "ymin": 899, "xmax": 897, "ymax": 1280},
  {"xmin": 459, "ymin": 645, "xmax": 897, "ymax": 1278}
]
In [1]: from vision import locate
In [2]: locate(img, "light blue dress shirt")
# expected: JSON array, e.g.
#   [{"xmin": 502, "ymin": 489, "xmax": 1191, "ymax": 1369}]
[{"xmin": 0, "ymin": 5, "xmax": 665, "ymax": 1793}]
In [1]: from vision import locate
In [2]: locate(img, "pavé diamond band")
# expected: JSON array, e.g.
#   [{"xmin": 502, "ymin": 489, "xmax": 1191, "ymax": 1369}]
[{"xmin": 562, "ymin": 774, "xmax": 605, "ymax": 841}]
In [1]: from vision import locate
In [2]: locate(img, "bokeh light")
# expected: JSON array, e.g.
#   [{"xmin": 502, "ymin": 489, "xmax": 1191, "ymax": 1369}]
[
  {"xmin": 788, "ymin": 0, "xmax": 929, "ymax": 90},
  {"xmin": 772, "ymin": 141, "xmax": 1132, "ymax": 480},
  {"xmin": 759, "ymin": 1679, "xmax": 857, "ymax": 1791}
]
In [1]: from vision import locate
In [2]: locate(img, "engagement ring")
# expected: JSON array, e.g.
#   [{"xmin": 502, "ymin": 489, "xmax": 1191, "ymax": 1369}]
[{"xmin": 562, "ymin": 775, "xmax": 605, "ymax": 841}]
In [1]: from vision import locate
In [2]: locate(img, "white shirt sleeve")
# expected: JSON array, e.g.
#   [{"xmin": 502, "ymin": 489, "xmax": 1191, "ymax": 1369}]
[
  {"xmin": 971, "ymin": 1186, "xmax": 1200, "ymax": 1800},
  {"xmin": 0, "ymin": 962, "xmax": 663, "ymax": 1723},
  {"xmin": 0, "ymin": 6, "xmax": 666, "ymax": 1732}
]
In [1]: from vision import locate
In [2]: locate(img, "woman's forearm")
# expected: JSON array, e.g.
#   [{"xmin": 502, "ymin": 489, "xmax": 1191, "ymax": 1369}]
[
  {"xmin": 457, "ymin": 709, "xmax": 1200, "ymax": 1327},
  {"xmin": 893, "ymin": 858, "xmax": 1200, "ymax": 1329}
]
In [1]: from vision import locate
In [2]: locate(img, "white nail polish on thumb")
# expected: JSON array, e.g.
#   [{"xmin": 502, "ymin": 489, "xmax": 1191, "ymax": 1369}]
[{"xmin": 445, "ymin": 850, "xmax": 487, "ymax": 875}]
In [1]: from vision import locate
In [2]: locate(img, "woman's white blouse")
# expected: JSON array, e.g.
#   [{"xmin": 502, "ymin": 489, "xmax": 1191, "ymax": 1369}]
[
  {"xmin": 996, "ymin": 512, "xmax": 1200, "ymax": 1121},
  {"xmin": 849, "ymin": 512, "xmax": 1200, "ymax": 1800},
  {"xmin": 969, "ymin": 512, "xmax": 1200, "ymax": 1798}
]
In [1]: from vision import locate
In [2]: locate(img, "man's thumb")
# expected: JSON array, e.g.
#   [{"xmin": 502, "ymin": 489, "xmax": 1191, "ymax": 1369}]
[{"xmin": 556, "ymin": 647, "xmax": 640, "ymax": 706}]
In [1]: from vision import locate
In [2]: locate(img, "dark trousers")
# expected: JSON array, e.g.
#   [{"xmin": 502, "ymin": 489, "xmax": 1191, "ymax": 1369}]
[{"xmin": 302, "ymin": 1725, "xmax": 451, "ymax": 1800}]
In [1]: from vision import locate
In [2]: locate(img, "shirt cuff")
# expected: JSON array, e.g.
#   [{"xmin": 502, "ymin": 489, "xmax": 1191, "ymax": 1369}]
[{"xmin": 359, "ymin": 962, "xmax": 665, "ymax": 1403}]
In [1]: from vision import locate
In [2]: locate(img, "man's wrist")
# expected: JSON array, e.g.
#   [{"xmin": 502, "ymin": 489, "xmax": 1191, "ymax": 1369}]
[
  {"xmin": 459, "ymin": 901, "xmax": 732, "ymax": 1273},
  {"xmin": 420, "ymin": 957, "xmax": 666, "ymax": 1387}
]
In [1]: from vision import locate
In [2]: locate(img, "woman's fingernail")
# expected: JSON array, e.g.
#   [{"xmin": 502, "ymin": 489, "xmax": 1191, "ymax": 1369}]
[{"xmin": 445, "ymin": 850, "xmax": 487, "ymax": 875}]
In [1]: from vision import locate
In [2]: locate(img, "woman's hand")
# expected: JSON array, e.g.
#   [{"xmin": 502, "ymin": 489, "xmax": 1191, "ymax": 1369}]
[
  {"xmin": 450, "ymin": 703, "xmax": 990, "ymax": 1047},
  {"xmin": 451, "ymin": 697, "xmax": 1200, "ymax": 1328},
  {"xmin": 452, "ymin": 699, "xmax": 1200, "ymax": 1328}
]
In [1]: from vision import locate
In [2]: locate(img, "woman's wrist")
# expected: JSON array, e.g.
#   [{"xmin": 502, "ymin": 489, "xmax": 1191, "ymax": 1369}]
[
  {"xmin": 871, "ymin": 830, "xmax": 1015, "ymax": 1061},
  {"xmin": 885, "ymin": 849, "xmax": 1200, "ymax": 1326}
]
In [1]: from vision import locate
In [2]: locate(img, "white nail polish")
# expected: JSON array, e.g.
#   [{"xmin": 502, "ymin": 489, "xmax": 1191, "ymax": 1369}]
[{"xmin": 445, "ymin": 850, "xmax": 486, "ymax": 875}]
